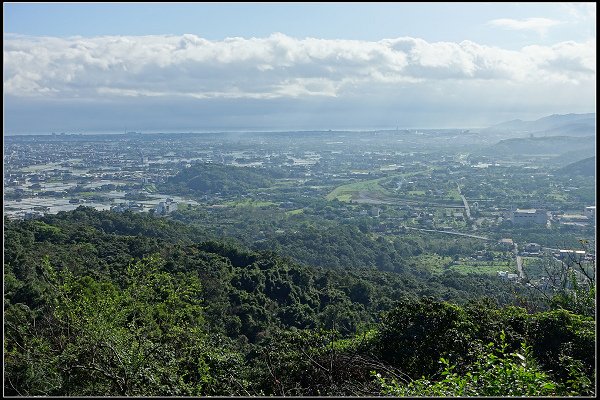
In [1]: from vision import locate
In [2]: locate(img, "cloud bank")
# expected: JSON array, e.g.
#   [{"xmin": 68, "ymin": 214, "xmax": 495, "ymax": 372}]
[{"xmin": 3, "ymin": 33, "xmax": 596, "ymax": 131}]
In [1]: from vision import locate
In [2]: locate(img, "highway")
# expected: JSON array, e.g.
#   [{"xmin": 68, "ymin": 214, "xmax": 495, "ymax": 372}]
[{"xmin": 456, "ymin": 183, "xmax": 472, "ymax": 220}]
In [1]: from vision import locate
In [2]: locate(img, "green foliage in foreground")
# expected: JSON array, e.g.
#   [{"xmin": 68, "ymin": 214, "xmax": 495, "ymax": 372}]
[
  {"xmin": 5, "ymin": 256, "xmax": 216, "ymax": 396},
  {"xmin": 366, "ymin": 297, "xmax": 595, "ymax": 388},
  {"xmin": 374, "ymin": 331, "xmax": 592, "ymax": 396},
  {"xmin": 3, "ymin": 209, "xmax": 596, "ymax": 396}
]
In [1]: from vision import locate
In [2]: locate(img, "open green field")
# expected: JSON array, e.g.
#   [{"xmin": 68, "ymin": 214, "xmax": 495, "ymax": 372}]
[
  {"xmin": 446, "ymin": 188, "xmax": 463, "ymax": 201},
  {"xmin": 286, "ymin": 208, "xmax": 304, "ymax": 215},
  {"xmin": 410, "ymin": 254, "xmax": 454, "ymax": 275},
  {"xmin": 222, "ymin": 199, "xmax": 277, "ymax": 208},
  {"xmin": 270, "ymin": 179, "xmax": 306, "ymax": 188},
  {"xmin": 325, "ymin": 167, "xmax": 464, "ymax": 207},
  {"xmin": 448, "ymin": 260, "xmax": 515, "ymax": 276},
  {"xmin": 326, "ymin": 176, "xmax": 392, "ymax": 202},
  {"xmin": 143, "ymin": 184, "xmax": 158, "ymax": 193},
  {"xmin": 406, "ymin": 254, "xmax": 515, "ymax": 276}
]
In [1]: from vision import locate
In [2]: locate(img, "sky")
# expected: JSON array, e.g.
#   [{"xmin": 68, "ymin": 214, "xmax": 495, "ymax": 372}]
[{"xmin": 3, "ymin": 2, "xmax": 597, "ymax": 134}]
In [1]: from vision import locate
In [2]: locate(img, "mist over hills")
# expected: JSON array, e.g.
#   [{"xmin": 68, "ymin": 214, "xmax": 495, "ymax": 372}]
[
  {"xmin": 476, "ymin": 135, "xmax": 595, "ymax": 164},
  {"xmin": 472, "ymin": 113, "xmax": 596, "ymax": 164},
  {"xmin": 484, "ymin": 113, "xmax": 595, "ymax": 138}
]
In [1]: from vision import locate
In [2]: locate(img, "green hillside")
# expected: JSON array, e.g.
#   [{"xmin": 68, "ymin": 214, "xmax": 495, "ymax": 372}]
[
  {"xmin": 555, "ymin": 156, "xmax": 596, "ymax": 177},
  {"xmin": 160, "ymin": 162, "xmax": 273, "ymax": 196}
]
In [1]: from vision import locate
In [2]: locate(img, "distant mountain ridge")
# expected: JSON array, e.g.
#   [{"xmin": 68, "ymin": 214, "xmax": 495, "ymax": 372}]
[
  {"xmin": 475, "ymin": 134, "xmax": 596, "ymax": 166},
  {"xmin": 486, "ymin": 113, "xmax": 595, "ymax": 137}
]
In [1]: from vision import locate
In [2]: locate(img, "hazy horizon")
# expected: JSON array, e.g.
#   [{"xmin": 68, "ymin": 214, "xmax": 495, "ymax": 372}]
[
  {"xmin": 4, "ymin": 2, "xmax": 596, "ymax": 134},
  {"xmin": 4, "ymin": 112, "xmax": 596, "ymax": 137}
]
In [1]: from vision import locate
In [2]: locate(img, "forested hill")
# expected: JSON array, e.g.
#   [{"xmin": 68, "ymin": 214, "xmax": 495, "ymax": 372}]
[
  {"xmin": 4, "ymin": 208, "xmax": 595, "ymax": 396},
  {"xmin": 478, "ymin": 135, "xmax": 595, "ymax": 159},
  {"xmin": 555, "ymin": 156, "xmax": 596, "ymax": 177},
  {"xmin": 159, "ymin": 162, "xmax": 274, "ymax": 196},
  {"xmin": 3, "ymin": 207, "xmax": 523, "ymax": 306}
]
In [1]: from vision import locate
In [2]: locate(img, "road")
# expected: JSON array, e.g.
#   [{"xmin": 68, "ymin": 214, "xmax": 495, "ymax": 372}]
[
  {"xmin": 403, "ymin": 226, "xmax": 491, "ymax": 241},
  {"xmin": 514, "ymin": 242, "xmax": 525, "ymax": 279},
  {"xmin": 456, "ymin": 183, "xmax": 471, "ymax": 220}
]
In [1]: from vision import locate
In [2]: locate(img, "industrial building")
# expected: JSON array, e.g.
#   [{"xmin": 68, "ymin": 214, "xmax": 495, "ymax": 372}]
[{"xmin": 511, "ymin": 209, "xmax": 548, "ymax": 225}]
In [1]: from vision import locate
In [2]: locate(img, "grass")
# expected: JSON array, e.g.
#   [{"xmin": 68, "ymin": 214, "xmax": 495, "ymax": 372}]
[
  {"xmin": 286, "ymin": 208, "xmax": 304, "ymax": 215},
  {"xmin": 410, "ymin": 254, "xmax": 454, "ymax": 275},
  {"xmin": 143, "ymin": 184, "xmax": 158, "ymax": 193},
  {"xmin": 446, "ymin": 188, "xmax": 463, "ymax": 201},
  {"xmin": 407, "ymin": 254, "xmax": 515, "ymax": 276},
  {"xmin": 270, "ymin": 179, "xmax": 305, "ymax": 188},
  {"xmin": 222, "ymin": 199, "xmax": 277, "ymax": 208},
  {"xmin": 21, "ymin": 163, "xmax": 62, "ymax": 173},
  {"xmin": 326, "ymin": 176, "xmax": 391, "ymax": 202},
  {"xmin": 448, "ymin": 261, "xmax": 516, "ymax": 276},
  {"xmin": 326, "ymin": 168, "xmax": 452, "ymax": 205}
]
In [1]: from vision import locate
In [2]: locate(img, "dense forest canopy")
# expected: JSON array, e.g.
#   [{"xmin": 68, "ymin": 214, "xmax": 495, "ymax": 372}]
[{"xmin": 4, "ymin": 208, "xmax": 595, "ymax": 396}]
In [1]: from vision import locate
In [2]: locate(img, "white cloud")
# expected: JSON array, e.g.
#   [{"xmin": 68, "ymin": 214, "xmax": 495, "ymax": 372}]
[
  {"xmin": 3, "ymin": 33, "xmax": 595, "ymax": 102},
  {"xmin": 487, "ymin": 17, "xmax": 564, "ymax": 36},
  {"xmin": 523, "ymin": 39, "xmax": 596, "ymax": 82}
]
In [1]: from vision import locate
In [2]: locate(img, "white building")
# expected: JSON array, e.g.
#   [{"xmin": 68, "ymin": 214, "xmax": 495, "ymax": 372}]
[
  {"xmin": 497, "ymin": 271, "xmax": 519, "ymax": 281},
  {"xmin": 111, "ymin": 201, "xmax": 144, "ymax": 213},
  {"xmin": 155, "ymin": 198, "xmax": 178, "ymax": 215},
  {"xmin": 511, "ymin": 209, "xmax": 547, "ymax": 225},
  {"xmin": 558, "ymin": 214, "xmax": 589, "ymax": 225},
  {"xmin": 558, "ymin": 249, "xmax": 586, "ymax": 262}
]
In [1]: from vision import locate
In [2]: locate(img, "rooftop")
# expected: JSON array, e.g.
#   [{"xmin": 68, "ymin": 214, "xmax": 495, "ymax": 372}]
[{"xmin": 515, "ymin": 209, "xmax": 537, "ymax": 213}]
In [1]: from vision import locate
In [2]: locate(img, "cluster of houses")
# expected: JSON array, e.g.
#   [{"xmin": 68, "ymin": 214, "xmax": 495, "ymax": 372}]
[
  {"xmin": 497, "ymin": 271, "xmax": 519, "ymax": 281},
  {"xmin": 110, "ymin": 201, "xmax": 145, "ymax": 213},
  {"xmin": 110, "ymin": 198, "xmax": 178, "ymax": 215},
  {"xmin": 155, "ymin": 198, "xmax": 178, "ymax": 214},
  {"xmin": 495, "ymin": 237, "xmax": 592, "ymax": 284}
]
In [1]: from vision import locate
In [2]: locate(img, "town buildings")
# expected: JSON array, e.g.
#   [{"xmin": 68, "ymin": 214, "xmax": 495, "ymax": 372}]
[{"xmin": 511, "ymin": 209, "xmax": 548, "ymax": 225}]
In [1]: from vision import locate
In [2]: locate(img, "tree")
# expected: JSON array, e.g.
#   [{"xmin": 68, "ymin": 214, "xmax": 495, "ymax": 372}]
[
  {"xmin": 523, "ymin": 240, "xmax": 595, "ymax": 317},
  {"xmin": 372, "ymin": 297, "xmax": 475, "ymax": 379},
  {"xmin": 5, "ymin": 256, "xmax": 214, "ymax": 396},
  {"xmin": 374, "ymin": 331, "xmax": 565, "ymax": 396}
]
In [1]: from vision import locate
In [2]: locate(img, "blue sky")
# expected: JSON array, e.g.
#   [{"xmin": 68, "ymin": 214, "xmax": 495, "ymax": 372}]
[
  {"xmin": 3, "ymin": 2, "xmax": 596, "ymax": 133},
  {"xmin": 4, "ymin": 3, "xmax": 595, "ymax": 47}
]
